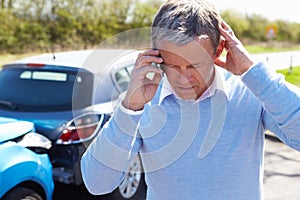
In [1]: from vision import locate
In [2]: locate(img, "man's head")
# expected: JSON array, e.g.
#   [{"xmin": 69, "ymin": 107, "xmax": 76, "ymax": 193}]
[
  {"xmin": 152, "ymin": 0, "xmax": 221, "ymax": 54},
  {"xmin": 151, "ymin": 0, "xmax": 224, "ymax": 101}
]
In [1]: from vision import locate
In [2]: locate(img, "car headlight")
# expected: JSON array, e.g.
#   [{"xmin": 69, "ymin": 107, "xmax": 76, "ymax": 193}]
[
  {"xmin": 18, "ymin": 132, "xmax": 52, "ymax": 151},
  {"xmin": 57, "ymin": 112, "xmax": 104, "ymax": 145}
]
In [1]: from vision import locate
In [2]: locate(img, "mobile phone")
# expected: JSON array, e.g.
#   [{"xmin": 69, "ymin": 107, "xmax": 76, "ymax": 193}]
[
  {"xmin": 151, "ymin": 61, "xmax": 161, "ymax": 69},
  {"xmin": 146, "ymin": 62, "xmax": 164, "ymax": 80},
  {"xmin": 151, "ymin": 49, "xmax": 164, "ymax": 70},
  {"xmin": 146, "ymin": 49, "xmax": 164, "ymax": 80}
]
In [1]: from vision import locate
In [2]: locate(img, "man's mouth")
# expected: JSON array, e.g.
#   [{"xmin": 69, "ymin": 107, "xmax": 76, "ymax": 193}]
[{"xmin": 177, "ymin": 85, "xmax": 196, "ymax": 90}]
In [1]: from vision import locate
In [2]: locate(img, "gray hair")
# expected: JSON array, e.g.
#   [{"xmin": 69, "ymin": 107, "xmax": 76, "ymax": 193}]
[{"xmin": 152, "ymin": 0, "xmax": 221, "ymax": 54}]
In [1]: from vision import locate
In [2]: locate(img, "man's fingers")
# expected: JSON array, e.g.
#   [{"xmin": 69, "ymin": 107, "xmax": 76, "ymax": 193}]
[
  {"xmin": 220, "ymin": 19, "xmax": 230, "ymax": 30},
  {"xmin": 135, "ymin": 55, "xmax": 163, "ymax": 68},
  {"xmin": 214, "ymin": 58, "xmax": 226, "ymax": 69},
  {"xmin": 219, "ymin": 19, "xmax": 235, "ymax": 41},
  {"xmin": 152, "ymin": 72, "xmax": 163, "ymax": 83},
  {"xmin": 140, "ymin": 65, "xmax": 163, "ymax": 76},
  {"xmin": 136, "ymin": 49, "xmax": 160, "ymax": 61},
  {"xmin": 138, "ymin": 49, "xmax": 160, "ymax": 56},
  {"xmin": 219, "ymin": 25, "xmax": 234, "ymax": 41},
  {"xmin": 131, "ymin": 64, "xmax": 163, "ymax": 80},
  {"xmin": 135, "ymin": 49, "xmax": 163, "ymax": 69}
]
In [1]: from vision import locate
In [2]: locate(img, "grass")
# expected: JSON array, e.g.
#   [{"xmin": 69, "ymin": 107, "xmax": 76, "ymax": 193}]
[
  {"xmin": 1, "ymin": 42, "xmax": 300, "ymax": 66},
  {"xmin": 277, "ymin": 66, "xmax": 300, "ymax": 87},
  {"xmin": 246, "ymin": 45, "xmax": 300, "ymax": 54},
  {"xmin": 0, "ymin": 52, "xmax": 40, "ymax": 68}
]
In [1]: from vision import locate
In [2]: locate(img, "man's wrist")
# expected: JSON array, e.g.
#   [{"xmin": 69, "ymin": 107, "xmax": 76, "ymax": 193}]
[
  {"xmin": 119, "ymin": 103, "xmax": 144, "ymax": 115},
  {"xmin": 121, "ymin": 100, "xmax": 144, "ymax": 111},
  {"xmin": 239, "ymin": 53, "xmax": 255, "ymax": 75}
]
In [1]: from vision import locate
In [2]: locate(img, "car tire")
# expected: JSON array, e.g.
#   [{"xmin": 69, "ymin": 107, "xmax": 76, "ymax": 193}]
[
  {"xmin": 2, "ymin": 186, "xmax": 43, "ymax": 200},
  {"xmin": 110, "ymin": 155, "xmax": 147, "ymax": 200}
]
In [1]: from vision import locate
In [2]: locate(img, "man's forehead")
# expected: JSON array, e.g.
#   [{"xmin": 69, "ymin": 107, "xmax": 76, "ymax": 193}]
[{"xmin": 157, "ymin": 40, "xmax": 213, "ymax": 62}]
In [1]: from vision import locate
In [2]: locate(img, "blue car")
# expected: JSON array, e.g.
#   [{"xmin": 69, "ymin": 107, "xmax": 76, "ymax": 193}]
[{"xmin": 0, "ymin": 117, "xmax": 54, "ymax": 200}]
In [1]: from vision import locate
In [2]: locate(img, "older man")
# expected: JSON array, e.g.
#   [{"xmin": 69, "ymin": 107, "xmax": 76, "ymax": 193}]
[{"xmin": 81, "ymin": 0, "xmax": 300, "ymax": 199}]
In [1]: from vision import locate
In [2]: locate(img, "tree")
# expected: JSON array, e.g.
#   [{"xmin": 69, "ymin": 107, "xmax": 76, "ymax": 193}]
[
  {"xmin": 0, "ymin": 0, "xmax": 14, "ymax": 9},
  {"xmin": 221, "ymin": 10, "xmax": 250, "ymax": 39},
  {"xmin": 0, "ymin": 9, "xmax": 18, "ymax": 52},
  {"xmin": 0, "ymin": 0, "xmax": 300, "ymax": 53}
]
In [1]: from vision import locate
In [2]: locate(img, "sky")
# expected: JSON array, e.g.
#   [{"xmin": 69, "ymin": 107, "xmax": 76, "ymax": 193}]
[{"xmin": 210, "ymin": 0, "xmax": 300, "ymax": 23}]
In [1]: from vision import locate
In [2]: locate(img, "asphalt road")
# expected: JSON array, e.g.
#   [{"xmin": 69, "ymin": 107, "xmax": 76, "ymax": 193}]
[
  {"xmin": 53, "ymin": 182, "xmax": 109, "ymax": 200},
  {"xmin": 252, "ymin": 50, "xmax": 300, "ymax": 70},
  {"xmin": 53, "ymin": 134, "xmax": 300, "ymax": 200},
  {"xmin": 264, "ymin": 134, "xmax": 300, "ymax": 200}
]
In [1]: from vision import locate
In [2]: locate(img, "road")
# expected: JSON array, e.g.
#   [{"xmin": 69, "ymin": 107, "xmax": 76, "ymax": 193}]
[
  {"xmin": 53, "ymin": 182, "xmax": 109, "ymax": 200},
  {"xmin": 264, "ymin": 134, "xmax": 300, "ymax": 200},
  {"xmin": 252, "ymin": 50, "xmax": 300, "ymax": 70}
]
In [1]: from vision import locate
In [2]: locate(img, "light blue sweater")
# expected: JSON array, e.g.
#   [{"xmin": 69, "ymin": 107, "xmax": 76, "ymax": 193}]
[{"xmin": 81, "ymin": 62, "xmax": 300, "ymax": 199}]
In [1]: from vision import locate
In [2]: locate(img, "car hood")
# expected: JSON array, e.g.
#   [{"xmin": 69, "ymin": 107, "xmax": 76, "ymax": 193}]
[
  {"xmin": 0, "ymin": 111, "xmax": 72, "ymax": 142},
  {"xmin": 0, "ymin": 117, "xmax": 34, "ymax": 143},
  {"xmin": 0, "ymin": 102, "xmax": 114, "ymax": 142}
]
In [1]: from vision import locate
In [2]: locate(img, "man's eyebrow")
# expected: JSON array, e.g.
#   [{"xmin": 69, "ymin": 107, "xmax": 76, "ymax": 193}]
[
  {"xmin": 161, "ymin": 62, "xmax": 203, "ymax": 68},
  {"xmin": 189, "ymin": 62, "xmax": 204, "ymax": 67}
]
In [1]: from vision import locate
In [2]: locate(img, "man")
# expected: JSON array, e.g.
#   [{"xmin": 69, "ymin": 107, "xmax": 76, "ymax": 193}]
[{"xmin": 81, "ymin": 0, "xmax": 300, "ymax": 199}]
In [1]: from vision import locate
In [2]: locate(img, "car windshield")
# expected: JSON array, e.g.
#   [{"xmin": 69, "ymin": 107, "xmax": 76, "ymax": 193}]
[{"xmin": 0, "ymin": 68, "xmax": 93, "ymax": 112}]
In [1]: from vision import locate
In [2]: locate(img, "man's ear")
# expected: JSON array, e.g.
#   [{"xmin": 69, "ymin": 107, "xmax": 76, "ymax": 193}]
[{"xmin": 214, "ymin": 39, "xmax": 225, "ymax": 60}]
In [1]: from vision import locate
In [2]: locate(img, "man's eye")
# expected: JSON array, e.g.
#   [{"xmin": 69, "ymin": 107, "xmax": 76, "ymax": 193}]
[
  {"xmin": 167, "ymin": 64, "xmax": 180, "ymax": 69},
  {"xmin": 161, "ymin": 64, "xmax": 174, "ymax": 69},
  {"xmin": 191, "ymin": 64, "xmax": 202, "ymax": 68}
]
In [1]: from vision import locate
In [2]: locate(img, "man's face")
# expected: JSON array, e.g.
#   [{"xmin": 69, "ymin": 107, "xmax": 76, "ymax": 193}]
[{"xmin": 158, "ymin": 39, "xmax": 216, "ymax": 101}]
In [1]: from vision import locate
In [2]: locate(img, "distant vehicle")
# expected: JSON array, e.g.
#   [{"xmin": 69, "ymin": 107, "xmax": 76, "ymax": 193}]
[
  {"xmin": 0, "ymin": 49, "xmax": 146, "ymax": 199},
  {"xmin": 0, "ymin": 117, "xmax": 53, "ymax": 200}
]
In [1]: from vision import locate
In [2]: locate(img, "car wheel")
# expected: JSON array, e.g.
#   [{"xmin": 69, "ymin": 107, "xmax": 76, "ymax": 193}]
[
  {"xmin": 111, "ymin": 155, "xmax": 146, "ymax": 200},
  {"xmin": 2, "ymin": 186, "xmax": 43, "ymax": 200}
]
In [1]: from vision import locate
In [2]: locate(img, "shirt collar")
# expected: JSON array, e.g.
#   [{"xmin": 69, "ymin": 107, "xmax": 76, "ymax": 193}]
[{"xmin": 158, "ymin": 66, "xmax": 228, "ymax": 105}]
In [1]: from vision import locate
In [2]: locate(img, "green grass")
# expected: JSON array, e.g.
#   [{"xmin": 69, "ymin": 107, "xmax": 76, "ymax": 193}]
[
  {"xmin": 246, "ymin": 44, "xmax": 300, "ymax": 54},
  {"xmin": 1, "ymin": 43, "xmax": 300, "ymax": 65},
  {"xmin": 0, "ymin": 52, "xmax": 40, "ymax": 68},
  {"xmin": 277, "ymin": 66, "xmax": 300, "ymax": 87}
]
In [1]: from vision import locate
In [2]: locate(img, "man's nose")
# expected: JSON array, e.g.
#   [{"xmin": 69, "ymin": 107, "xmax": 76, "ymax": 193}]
[{"xmin": 178, "ymin": 67, "xmax": 192, "ymax": 83}]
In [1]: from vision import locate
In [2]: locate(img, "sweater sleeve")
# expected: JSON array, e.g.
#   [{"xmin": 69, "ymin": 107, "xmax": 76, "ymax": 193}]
[
  {"xmin": 242, "ymin": 62, "xmax": 300, "ymax": 150},
  {"xmin": 80, "ymin": 105, "xmax": 143, "ymax": 195}
]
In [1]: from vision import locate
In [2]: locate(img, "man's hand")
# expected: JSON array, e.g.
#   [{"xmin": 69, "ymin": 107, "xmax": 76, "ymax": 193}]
[
  {"xmin": 214, "ymin": 19, "xmax": 255, "ymax": 75},
  {"xmin": 122, "ymin": 49, "xmax": 164, "ymax": 111}
]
